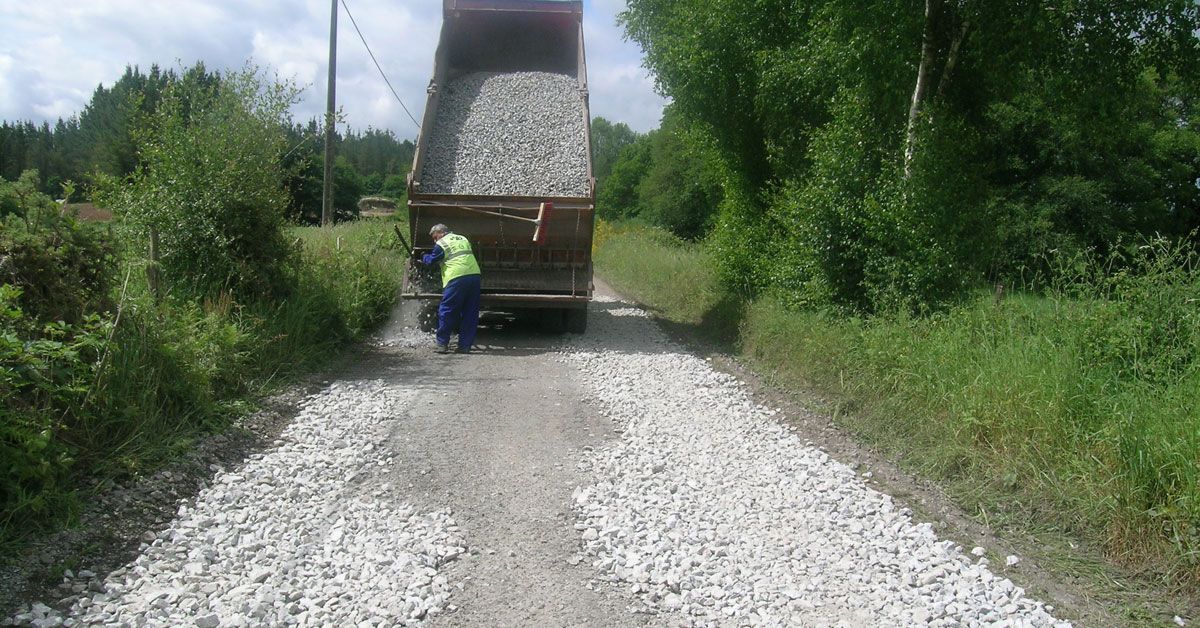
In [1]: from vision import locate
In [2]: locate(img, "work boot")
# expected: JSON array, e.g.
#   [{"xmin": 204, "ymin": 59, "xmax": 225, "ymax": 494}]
[
  {"xmin": 455, "ymin": 345, "xmax": 472, "ymax": 354},
  {"xmin": 435, "ymin": 343, "xmax": 450, "ymax": 354}
]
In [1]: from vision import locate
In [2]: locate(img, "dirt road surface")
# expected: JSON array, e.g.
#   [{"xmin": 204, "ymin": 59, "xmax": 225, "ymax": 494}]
[
  {"xmin": 5, "ymin": 281, "xmax": 1085, "ymax": 627},
  {"xmin": 372, "ymin": 308, "xmax": 646, "ymax": 626}
]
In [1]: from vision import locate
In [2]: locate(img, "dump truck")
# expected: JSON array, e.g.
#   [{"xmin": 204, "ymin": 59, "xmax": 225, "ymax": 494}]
[{"xmin": 402, "ymin": 0, "xmax": 594, "ymax": 333}]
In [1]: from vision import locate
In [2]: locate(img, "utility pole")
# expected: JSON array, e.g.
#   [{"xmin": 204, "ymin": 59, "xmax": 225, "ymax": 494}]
[{"xmin": 321, "ymin": 0, "xmax": 338, "ymax": 226}]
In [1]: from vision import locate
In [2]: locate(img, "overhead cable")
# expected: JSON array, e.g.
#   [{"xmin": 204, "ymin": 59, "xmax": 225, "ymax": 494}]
[{"xmin": 339, "ymin": 0, "xmax": 422, "ymax": 130}]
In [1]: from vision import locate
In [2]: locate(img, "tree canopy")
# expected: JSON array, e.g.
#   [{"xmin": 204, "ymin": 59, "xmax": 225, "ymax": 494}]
[
  {"xmin": 620, "ymin": 0, "xmax": 1200, "ymax": 312},
  {"xmin": 0, "ymin": 63, "xmax": 415, "ymax": 221},
  {"xmin": 595, "ymin": 109, "xmax": 723, "ymax": 240}
]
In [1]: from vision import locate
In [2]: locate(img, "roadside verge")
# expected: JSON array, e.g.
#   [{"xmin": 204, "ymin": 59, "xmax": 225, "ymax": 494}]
[{"xmin": 594, "ymin": 223, "xmax": 1197, "ymax": 626}]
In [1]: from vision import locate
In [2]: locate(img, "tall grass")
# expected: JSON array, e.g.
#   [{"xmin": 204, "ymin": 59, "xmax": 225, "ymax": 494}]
[
  {"xmin": 593, "ymin": 220, "xmax": 725, "ymax": 325},
  {"xmin": 257, "ymin": 218, "xmax": 404, "ymax": 374},
  {"xmin": 596, "ymin": 221, "xmax": 1200, "ymax": 591}
]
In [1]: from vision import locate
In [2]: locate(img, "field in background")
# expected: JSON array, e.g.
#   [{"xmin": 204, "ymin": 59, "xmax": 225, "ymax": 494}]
[
  {"xmin": 594, "ymin": 221, "xmax": 1200, "ymax": 609},
  {"xmin": 63, "ymin": 203, "xmax": 112, "ymax": 222}
]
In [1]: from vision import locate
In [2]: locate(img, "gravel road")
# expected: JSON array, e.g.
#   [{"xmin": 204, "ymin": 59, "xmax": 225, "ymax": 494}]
[
  {"xmin": 566, "ymin": 299, "xmax": 1067, "ymax": 627},
  {"xmin": 6, "ymin": 284, "xmax": 1071, "ymax": 627}
]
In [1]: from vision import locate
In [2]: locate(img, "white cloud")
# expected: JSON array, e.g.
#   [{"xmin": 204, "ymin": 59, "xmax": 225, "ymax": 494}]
[
  {"xmin": 582, "ymin": 0, "xmax": 668, "ymax": 131},
  {"xmin": 0, "ymin": 0, "xmax": 665, "ymax": 138},
  {"xmin": 252, "ymin": 30, "xmax": 326, "ymax": 91},
  {"xmin": 589, "ymin": 62, "xmax": 666, "ymax": 132}
]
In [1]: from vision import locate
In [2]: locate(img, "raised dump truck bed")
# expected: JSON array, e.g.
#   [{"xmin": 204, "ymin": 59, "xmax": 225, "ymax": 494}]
[{"xmin": 404, "ymin": 0, "xmax": 594, "ymax": 332}]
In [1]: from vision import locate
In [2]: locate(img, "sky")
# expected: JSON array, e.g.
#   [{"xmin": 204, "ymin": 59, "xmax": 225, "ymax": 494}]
[{"xmin": 0, "ymin": 0, "xmax": 668, "ymax": 139}]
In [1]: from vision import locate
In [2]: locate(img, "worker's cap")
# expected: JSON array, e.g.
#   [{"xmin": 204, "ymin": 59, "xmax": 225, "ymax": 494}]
[{"xmin": 429, "ymin": 223, "xmax": 449, "ymax": 236}]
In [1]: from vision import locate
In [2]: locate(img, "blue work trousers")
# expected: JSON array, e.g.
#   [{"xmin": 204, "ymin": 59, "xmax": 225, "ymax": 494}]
[{"xmin": 437, "ymin": 274, "xmax": 481, "ymax": 349}]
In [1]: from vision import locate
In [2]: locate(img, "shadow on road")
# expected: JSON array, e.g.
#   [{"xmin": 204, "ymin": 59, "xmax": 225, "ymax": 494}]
[{"xmin": 379, "ymin": 294, "xmax": 726, "ymax": 361}]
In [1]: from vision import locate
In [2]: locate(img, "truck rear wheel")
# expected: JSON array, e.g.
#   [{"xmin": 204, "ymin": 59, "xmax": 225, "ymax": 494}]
[
  {"xmin": 540, "ymin": 308, "xmax": 566, "ymax": 333},
  {"xmin": 565, "ymin": 307, "xmax": 588, "ymax": 334}
]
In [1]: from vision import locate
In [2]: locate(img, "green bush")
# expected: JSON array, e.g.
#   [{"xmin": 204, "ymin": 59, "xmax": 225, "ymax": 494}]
[
  {"xmin": 0, "ymin": 69, "xmax": 408, "ymax": 555},
  {"xmin": 0, "ymin": 175, "xmax": 117, "ymax": 533},
  {"xmin": 748, "ymin": 94, "xmax": 974, "ymax": 315},
  {"xmin": 596, "ymin": 108, "xmax": 722, "ymax": 240},
  {"xmin": 706, "ymin": 185, "xmax": 775, "ymax": 298},
  {"xmin": 701, "ymin": 92, "xmax": 975, "ymax": 315},
  {"xmin": 0, "ymin": 285, "xmax": 110, "ymax": 531},
  {"xmin": 0, "ymin": 172, "xmax": 115, "ymax": 323},
  {"xmin": 634, "ymin": 114, "xmax": 723, "ymax": 240},
  {"xmin": 237, "ymin": 219, "xmax": 404, "ymax": 379},
  {"xmin": 1, "ymin": 165, "xmax": 403, "ymax": 552},
  {"xmin": 1, "ymin": 217, "xmax": 404, "ymax": 550},
  {"xmin": 101, "ymin": 68, "xmax": 300, "ymax": 299},
  {"xmin": 70, "ymin": 297, "xmax": 242, "ymax": 478},
  {"xmin": 597, "ymin": 139, "xmax": 652, "ymax": 221}
]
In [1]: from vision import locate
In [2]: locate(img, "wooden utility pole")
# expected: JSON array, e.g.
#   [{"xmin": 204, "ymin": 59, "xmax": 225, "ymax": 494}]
[{"xmin": 321, "ymin": 0, "xmax": 338, "ymax": 226}]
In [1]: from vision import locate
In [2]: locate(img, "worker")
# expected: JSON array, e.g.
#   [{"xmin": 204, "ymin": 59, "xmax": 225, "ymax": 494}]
[{"xmin": 420, "ymin": 223, "xmax": 482, "ymax": 353}]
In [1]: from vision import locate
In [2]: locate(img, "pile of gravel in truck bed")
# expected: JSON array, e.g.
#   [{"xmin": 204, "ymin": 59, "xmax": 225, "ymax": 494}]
[{"xmin": 420, "ymin": 71, "xmax": 590, "ymax": 197}]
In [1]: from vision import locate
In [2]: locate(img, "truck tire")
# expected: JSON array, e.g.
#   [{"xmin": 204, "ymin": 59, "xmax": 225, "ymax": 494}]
[
  {"xmin": 565, "ymin": 307, "xmax": 588, "ymax": 334},
  {"xmin": 540, "ymin": 308, "xmax": 566, "ymax": 334}
]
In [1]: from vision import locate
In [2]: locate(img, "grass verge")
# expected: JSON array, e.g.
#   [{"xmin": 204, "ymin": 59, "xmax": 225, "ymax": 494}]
[{"xmin": 595, "ymin": 221, "xmax": 1200, "ymax": 618}]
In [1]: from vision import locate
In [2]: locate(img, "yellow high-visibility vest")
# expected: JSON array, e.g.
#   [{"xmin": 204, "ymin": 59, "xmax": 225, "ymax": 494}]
[{"xmin": 435, "ymin": 233, "xmax": 481, "ymax": 287}]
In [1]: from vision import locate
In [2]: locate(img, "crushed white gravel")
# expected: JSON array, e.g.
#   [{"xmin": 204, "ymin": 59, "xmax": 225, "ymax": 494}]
[
  {"xmin": 564, "ymin": 298, "xmax": 1070, "ymax": 627},
  {"xmin": 420, "ymin": 71, "xmax": 590, "ymax": 197},
  {"xmin": 7, "ymin": 295, "xmax": 1078, "ymax": 627},
  {"xmin": 6, "ymin": 381, "xmax": 465, "ymax": 628},
  {"xmin": 373, "ymin": 326, "xmax": 429, "ymax": 350}
]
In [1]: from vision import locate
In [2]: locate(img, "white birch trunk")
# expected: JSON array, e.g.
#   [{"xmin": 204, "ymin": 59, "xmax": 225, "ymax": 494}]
[
  {"xmin": 904, "ymin": 0, "xmax": 942, "ymax": 177},
  {"xmin": 936, "ymin": 18, "xmax": 970, "ymax": 100}
]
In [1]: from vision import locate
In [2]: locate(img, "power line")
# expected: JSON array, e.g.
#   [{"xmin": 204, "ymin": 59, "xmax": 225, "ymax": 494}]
[
  {"xmin": 283, "ymin": 131, "xmax": 319, "ymax": 159},
  {"xmin": 339, "ymin": 0, "xmax": 422, "ymax": 131}
]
